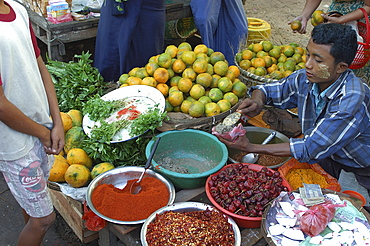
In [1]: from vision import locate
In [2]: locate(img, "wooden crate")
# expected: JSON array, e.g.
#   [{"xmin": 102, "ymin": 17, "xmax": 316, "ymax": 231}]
[{"xmin": 48, "ymin": 188, "xmax": 99, "ymax": 243}]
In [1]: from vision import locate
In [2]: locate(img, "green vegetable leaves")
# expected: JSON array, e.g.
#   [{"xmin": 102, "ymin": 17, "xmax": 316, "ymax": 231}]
[{"xmin": 47, "ymin": 52, "xmax": 106, "ymax": 112}]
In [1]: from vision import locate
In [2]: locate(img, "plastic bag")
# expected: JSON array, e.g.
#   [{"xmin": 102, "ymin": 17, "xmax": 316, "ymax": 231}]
[
  {"xmin": 82, "ymin": 201, "xmax": 106, "ymax": 231},
  {"xmin": 211, "ymin": 123, "xmax": 246, "ymax": 141},
  {"xmin": 299, "ymin": 200, "xmax": 346, "ymax": 237}
]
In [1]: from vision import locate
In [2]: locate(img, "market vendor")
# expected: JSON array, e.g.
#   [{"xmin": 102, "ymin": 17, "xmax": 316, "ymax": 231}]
[
  {"xmin": 216, "ymin": 23, "xmax": 370, "ymax": 208},
  {"xmin": 190, "ymin": 0, "xmax": 248, "ymax": 65},
  {"xmin": 94, "ymin": 0, "xmax": 165, "ymax": 82}
]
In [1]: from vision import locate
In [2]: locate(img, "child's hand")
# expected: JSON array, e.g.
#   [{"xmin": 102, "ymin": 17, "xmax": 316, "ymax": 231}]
[
  {"xmin": 288, "ymin": 16, "xmax": 308, "ymax": 34},
  {"xmin": 49, "ymin": 125, "xmax": 65, "ymax": 155}
]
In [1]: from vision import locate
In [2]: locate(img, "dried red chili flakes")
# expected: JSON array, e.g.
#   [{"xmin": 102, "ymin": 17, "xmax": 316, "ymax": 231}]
[{"xmin": 146, "ymin": 209, "xmax": 235, "ymax": 246}]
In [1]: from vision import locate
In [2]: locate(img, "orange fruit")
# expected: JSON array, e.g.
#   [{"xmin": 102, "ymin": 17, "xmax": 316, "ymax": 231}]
[
  {"xmin": 66, "ymin": 148, "xmax": 93, "ymax": 169},
  {"xmin": 181, "ymin": 50, "xmax": 197, "ymax": 65},
  {"xmin": 232, "ymin": 81, "xmax": 248, "ymax": 97},
  {"xmin": 196, "ymin": 53, "xmax": 209, "ymax": 61},
  {"xmin": 186, "ymin": 96, "xmax": 197, "ymax": 102},
  {"xmin": 254, "ymin": 67, "xmax": 267, "ymax": 76},
  {"xmin": 205, "ymin": 102, "xmax": 221, "ymax": 117},
  {"xmin": 290, "ymin": 20, "xmax": 302, "ymax": 31},
  {"xmin": 67, "ymin": 109, "xmax": 83, "ymax": 127},
  {"xmin": 247, "ymin": 67, "xmax": 256, "ymax": 74},
  {"xmin": 91, "ymin": 162, "xmax": 115, "ymax": 180},
  {"xmin": 283, "ymin": 46, "xmax": 295, "ymax": 57},
  {"xmin": 178, "ymin": 42, "xmax": 192, "ymax": 51},
  {"xmin": 228, "ymin": 65, "xmax": 240, "ymax": 78},
  {"xmin": 210, "ymin": 51, "xmax": 226, "ymax": 65},
  {"xmin": 156, "ymin": 83, "xmax": 169, "ymax": 96},
  {"xmin": 217, "ymin": 99, "xmax": 232, "ymax": 112},
  {"xmin": 214, "ymin": 61, "xmax": 229, "ymax": 76},
  {"xmin": 295, "ymin": 47, "xmax": 305, "ymax": 56},
  {"xmin": 153, "ymin": 67, "xmax": 170, "ymax": 83},
  {"xmin": 165, "ymin": 45, "xmax": 178, "ymax": 58},
  {"xmin": 208, "ymin": 88, "xmax": 224, "ymax": 102},
  {"xmin": 270, "ymin": 70, "xmax": 284, "ymax": 80},
  {"xmin": 235, "ymin": 53, "xmax": 242, "ymax": 63},
  {"xmin": 180, "ymin": 100, "xmax": 192, "ymax": 114},
  {"xmin": 196, "ymin": 73, "xmax": 213, "ymax": 88},
  {"xmin": 218, "ymin": 77, "xmax": 233, "ymax": 93},
  {"xmin": 207, "ymin": 48, "xmax": 214, "ymax": 56},
  {"xmin": 242, "ymin": 49, "xmax": 254, "ymax": 60},
  {"xmin": 194, "ymin": 44, "xmax": 208, "ymax": 54},
  {"xmin": 119, "ymin": 73, "xmax": 129, "ymax": 85},
  {"xmin": 292, "ymin": 53, "xmax": 303, "ymax": 63},
  {"xmin": 198, "ymin": 96, "xmax": 212, "ymax": 105},
  {"xmin": 312, "ymin": 10, "xmax": 325, "ymax": 25},
  {"xmin": 278, "ymin": 54, "xmax": 287, "ymax": 63},
  {"xmin": 263, "ymin": 56, "xmax": 273, "ymax": 68},
  {"xmin": 206, "ymin": 63, "xmax": 214, "ymax": 75},
  {"xmin": 225, "ymin": 70, "xmax": 236, "ymax": 82},
  {"xmin": 128, "ymin": 67, "xmax": 139, "ymax": 76},
  {"xmin": 145, "ymin": 62, "xmax": 160, "ymax": 76},
  {"xmin": 182, "ymin": 68, "xmax": 197, "ymax": 81},
  {"xmin": 261, "ymin": 41, "xmax": 274, "ymax": 52},
  {"xmin": 188, "ymin": 101, "xmax": 205, "ymax": 117},
  {"xmin": 252, "ymin": 43, "xmax": 263, "ymax": 53},
  {"xmin": 165, "ymin": 99, "xmax": 174, "ymax": 112},
  {"xmin": 167, "ymin": 67, "xmax": 175, "ymax": 79},
  {"xmin": 253, "ymin": 57, "xmax": 266, "ymax": 68},
  {"xmin": 170, "ymin": 76, "xmax": 181, "ymax": 87},
  {"xmin": 141, "ymin": 77, "xmax": 157, "ymax": 87},
  {"xmin": 169, "ymin": 85, "xmax": 180, "ymax": 94},
  {"xmin": 283, "ymin": 70, "xmax": 293, "ymax": 77},
  {"xmin": 60, "ymin": 112, "xmax": 73, "ymax": 132},
  {"xmin": 189, "ymin": 84, "xmax": 206, "ymax": 99},
  {"xmin": 239, "ymin": 60, "xmax": 252, "ymax": 70},
  {"xmin": 168, "ymin": 90, "xmax": 184, "ymax": 107},
  {"xmin": 223, "ymin": 92, "xmax": 239, "ymax": 106},
  {"xmin": 283, "ymin": 61, "xmax": 296, "ymax": 71},
  {"xmin": 211, "ymin": 74, "xmax": 221, "ymax": 88},
  {"xmin": 127, "ymin": 76, "xmax": 142, "ymax": 86},
  {"xmin": 256, "ymin": 51, "xmax": 268, "ymax": 58},
  {"xmin": 177, "ymin": 78, "xmax": 193, "ymax": 93},
  {"xmin": 268, "ymin": 48, "xmax": 281, "ymax": 59},
  {"xmin": 135, "ymin": 67, "xmax": 149, "ymax": 79},
  {"xmin": 267, "ymin": 64, "xmax": 278, "ymax": 74},
  {"xmin": 157, "ymin": 53, "xmax": 172, "ymax": 68},
  {"xmin": 193, "ymin": 59, "xmax": 208, "ymax": 74}
]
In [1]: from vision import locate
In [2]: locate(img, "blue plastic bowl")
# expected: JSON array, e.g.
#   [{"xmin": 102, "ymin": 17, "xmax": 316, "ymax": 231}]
[{"xmin": 145, "ymin": 129, "xmax": 228, "ymax": 189}]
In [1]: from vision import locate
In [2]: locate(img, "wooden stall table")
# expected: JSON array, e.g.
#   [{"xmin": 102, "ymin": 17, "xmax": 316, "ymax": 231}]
[
  {"xmin": 27, "ymin": 0, "xmax": 192, "ymax": 61},
  {"xmin": 97, "ymin": 187, "xmax": 269, "ymax": 246}
]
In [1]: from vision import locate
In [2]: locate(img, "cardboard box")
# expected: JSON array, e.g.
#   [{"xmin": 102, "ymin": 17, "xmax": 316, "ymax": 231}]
[{"xmin": 23, "ymin": 0, "xmax": 72, "ymax": 17}]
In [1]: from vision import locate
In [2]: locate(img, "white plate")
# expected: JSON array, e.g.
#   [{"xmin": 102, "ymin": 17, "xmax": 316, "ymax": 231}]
[{"xmin": 83, "ymin": 85, "xmax": 165, "ymax": 143}]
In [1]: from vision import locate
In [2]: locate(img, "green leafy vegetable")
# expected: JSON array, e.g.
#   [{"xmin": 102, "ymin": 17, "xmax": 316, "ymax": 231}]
[{"xmin": 46, "ymin": 52, "xmax": 107, "ymax": 112}]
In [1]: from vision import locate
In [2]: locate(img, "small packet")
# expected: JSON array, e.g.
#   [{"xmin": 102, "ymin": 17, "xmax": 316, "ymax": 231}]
[{"xmin": 212, "ymin": 112, "xmax": 246, "ymax": 141}]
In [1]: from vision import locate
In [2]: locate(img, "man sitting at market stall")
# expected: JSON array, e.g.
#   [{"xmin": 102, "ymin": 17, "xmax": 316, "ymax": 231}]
[{"xmin": 216, "ymin": 23, "xmax": 370, "ymax": 208}]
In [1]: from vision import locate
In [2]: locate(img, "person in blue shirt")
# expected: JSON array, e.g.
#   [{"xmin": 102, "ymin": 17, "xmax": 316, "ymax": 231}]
[{"xmin": 217, "ymin": 23, "xmax": 370, "ymax": 205}]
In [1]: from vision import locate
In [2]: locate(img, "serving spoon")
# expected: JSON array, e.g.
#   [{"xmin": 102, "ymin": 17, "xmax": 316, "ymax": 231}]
[
  {"xmin": 241, "ymin": 131, "xmax": 276, "ymax": 163},
  {"xmin": 129, "ymin": 137, "xmax": 161, "ymax": 194}
]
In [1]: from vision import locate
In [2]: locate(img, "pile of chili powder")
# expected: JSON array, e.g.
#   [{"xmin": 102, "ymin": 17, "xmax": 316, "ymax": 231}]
[{"xmin": 145, "ymin": 208, "xmax": 235, "ymax": 245}]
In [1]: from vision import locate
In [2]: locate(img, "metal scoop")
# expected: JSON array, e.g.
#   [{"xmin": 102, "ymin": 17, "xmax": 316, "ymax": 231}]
[
  {"xmin": 129, "ymin": 137, "xmax": 161, "ymax": 194},
  {"xmin": 241, "ymin": 131, "xmax": 276, "ymax": 163}
]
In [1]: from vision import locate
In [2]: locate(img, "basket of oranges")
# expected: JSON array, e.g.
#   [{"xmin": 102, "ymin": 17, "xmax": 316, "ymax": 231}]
[{"xmin": 235, "ymin": 41, "xmax": 307, "ymax": 87}]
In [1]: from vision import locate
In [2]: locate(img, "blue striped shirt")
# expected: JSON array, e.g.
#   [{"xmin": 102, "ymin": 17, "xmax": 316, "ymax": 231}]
[{"xmin": 251, "ymin": 69, "xmax": 370, "ymax": 168}]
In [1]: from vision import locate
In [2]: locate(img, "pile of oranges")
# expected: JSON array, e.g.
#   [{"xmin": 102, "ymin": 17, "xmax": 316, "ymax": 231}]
[
  {"xmin": 235, "ymin": 41, "xmax": 307, "ymax": 80},
  {"xmin": 118, "ymin": 42, "xmax": 247, "ymax": 118}
]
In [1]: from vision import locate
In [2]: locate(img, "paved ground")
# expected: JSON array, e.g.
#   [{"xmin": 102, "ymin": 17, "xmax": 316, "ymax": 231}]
[{"xmin": 0, "ymin": 174, "xmax": 99, "ymax": 246}]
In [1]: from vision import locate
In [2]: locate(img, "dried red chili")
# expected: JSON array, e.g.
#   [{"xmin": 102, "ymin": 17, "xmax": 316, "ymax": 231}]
[
  {"xmin": 91, "ymin": 177, "xmax": 169, "ymax": 221},
  {"xmin": 146, "ymin": 209, "xmax": 235, "ymax": 246}
]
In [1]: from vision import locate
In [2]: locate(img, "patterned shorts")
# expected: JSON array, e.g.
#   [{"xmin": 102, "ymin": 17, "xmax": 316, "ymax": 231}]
[{"xmin": 0, "ymin": 141, "xmax": 54, "ymax": 218}]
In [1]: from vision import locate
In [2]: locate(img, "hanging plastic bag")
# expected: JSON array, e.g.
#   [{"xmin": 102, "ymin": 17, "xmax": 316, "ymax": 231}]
[{"xmin": 82, "ymin": 201, "xmax": 106, "ymax": 231}]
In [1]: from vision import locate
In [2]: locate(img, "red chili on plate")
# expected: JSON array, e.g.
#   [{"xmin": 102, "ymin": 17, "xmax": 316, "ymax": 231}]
[{"xmin": 117, "ymin": 105, "xmax": 141, "ymax": 120}]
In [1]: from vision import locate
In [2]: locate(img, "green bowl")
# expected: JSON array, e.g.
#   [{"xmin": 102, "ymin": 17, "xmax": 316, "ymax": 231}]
[{"xmin": 145, "ymin": 129, "xmax": 228, "ymax": 189}]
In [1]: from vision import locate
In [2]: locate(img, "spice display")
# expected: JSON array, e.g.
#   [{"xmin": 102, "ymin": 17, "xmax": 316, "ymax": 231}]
[
  {"xmin": 91, "ymin": 177, "xmax": 169, "ymax": 221},
  {"xmin": 208, "ymin": 163, "xmax": 289, "ymax": 217},
  {"xmin": 285, "ymin": 168, "xmax": 328, "ymax": 190},
  {"xmin": 232, "ymin": 152, "xmax": 283, "ymax": 166},
  {"xmin": 146, "ymin": 209, "xmax": 235, "ymax": 246}
]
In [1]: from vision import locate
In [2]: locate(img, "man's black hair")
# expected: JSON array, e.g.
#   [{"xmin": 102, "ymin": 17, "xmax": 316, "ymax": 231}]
[{"xmin": 311, "ymin": 23, "xmax": 358, "ymax": 65}]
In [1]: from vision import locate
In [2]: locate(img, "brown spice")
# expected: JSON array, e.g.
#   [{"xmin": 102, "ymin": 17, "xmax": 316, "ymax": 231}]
[
  {"xmin": 91, "ymin": 177, "xmax": 169, "ymax": 221},
  {"xmin": 232, "ymin": 152, "xmax": 283, "ymax": 166},
  {"xmin": 146, "ymin": 209, "xmax": 235, "ymax": 246}
]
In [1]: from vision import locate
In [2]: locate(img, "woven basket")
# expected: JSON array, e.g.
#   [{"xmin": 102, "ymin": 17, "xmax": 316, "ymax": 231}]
[
  {"xmin": 157, "ymin": 98, "xmax": 245, "ymax": 133},
  {"xmin": 234, "ymin": 56, "xmax": 278, "ymax": 88},
  {"xmin": 261, "ymin": 189, "xmax": 370, "ymax": 246},
  {"xmin": 164, "ymin": 17, "xmax": 197, "ymax": 39}
]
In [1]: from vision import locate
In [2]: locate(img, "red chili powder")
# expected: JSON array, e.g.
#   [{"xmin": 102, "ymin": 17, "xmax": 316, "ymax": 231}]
[{"xmin": 91, "ymin": 177, "xmax": 170, "ymax": 221}]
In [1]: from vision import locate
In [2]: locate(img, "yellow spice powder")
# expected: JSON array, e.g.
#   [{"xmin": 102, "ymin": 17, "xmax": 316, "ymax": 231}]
[{"xmin": 286, "ymin": 168, "xmax": 328, "ymax": 190}]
